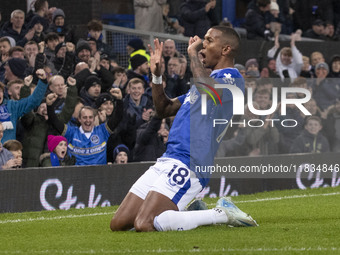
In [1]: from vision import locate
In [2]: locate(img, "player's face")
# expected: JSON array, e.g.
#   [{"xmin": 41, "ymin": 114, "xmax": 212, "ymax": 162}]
[
  {"xmin": 79, "ymin": 108, "xmax": 95, "ymax": 132},
  {"xmin": 54, "ymin": 141, "xmax": 67, "ymax": 159},
  {"xmin": 115, "ymin": 151, "xmax": 128, "ymax": 164},
  {"xmin": 200, "ymin": 28, "xmax": 225, "ymax": 69}
]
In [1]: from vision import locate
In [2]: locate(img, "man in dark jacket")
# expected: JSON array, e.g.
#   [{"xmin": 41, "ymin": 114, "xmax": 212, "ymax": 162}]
[
  {"xmin": 244, "ymin": 0, "xmax": 271, "ymax": 39},
  {"xmin": 180, "ymin": 0, "xmax": 218, "ymax": 39},
  {"xmin": 133, "ymin": 116, "xmax": 168, "ymax": 162}
]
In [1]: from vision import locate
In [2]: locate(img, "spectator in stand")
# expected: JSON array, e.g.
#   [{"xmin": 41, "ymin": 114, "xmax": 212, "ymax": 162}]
[
  {"xmin": 0, "ymin": 69, "xmax": 48, "ymax": 142},
  {"xmin": 274, "ymin": 92, "xmax": 304, "ymax": 153},
  {"xmin": 47, "ymin": 8, "xmax": 77, "ymax": 44},
  {"xmin": 44, "ymin": 32, "xmax": 59, "ymax": 63},
  {"xmin": 0, "ymin": 37, "xmax": 11, "ymax": 64},
  {"xmin": 25, "ymin": 0, "xmax": 50, "ymax": 32},
  {"xmin": 300, "ymin": 56, "xmax": 313, "ymax": 78},
  {"xmin": 9, "ymin": 46, "xmax": 25, "ymax": 59},
  {"xmin": 267, "ymin": 32, "xmax": 303, "ymax": 81},
  {"xmin": 87, "ymin": 19, "xmax": 115, "ymax": 60},
  {"xmin": 29, "ymin": 15, "xmax": 46, "ymax": 44},
  {"xmin": 39, "ymin": 135, "xmax": 75, "ymax": 167},
  {"xmin": 47, "ymin": 94, "xmax": 123, "ymax": 165},
  {"xmin": 112, "ymin": 144, "xmax": 130, "ymax": 164},
  {"xmin": 310, "ymin": 51, "xmax": 325, "ymax": 77},
  {"xmin": 289, "ymin": 116, "xmax": 330, "ymax": 154},
  {"xmin": 328, "ymin": 55, "xmax": 340, "ymax": 78},
  {"xmin": 112, "ymin": 66, "xmax": 128, "ymax": 97},
  {"xmin": 303, "ymin": 19, "xmax": 328, "ymax": 40},
  {"xmin": 48, "ymin": 74, "xmax": 67, "ymax": 113},
  {"xmin": 2, "ymin": 139, "xmax": 23, "ymax": 168},
  {"xmin": 52, "ymin": 42, "xmax": 75, "ymax": 79},
  {"xmin": 245, "ymin": 58, "xmax": 260, "ymax": 78},
  {"xmin": 80, "ymin": 75, "xmax": 102, "ymax": 108},
  {"xmin": 180, "ymin": 0, "xmax": 218, "ymax": 39},
  {"xmin": 7, "ymin": 79, "xmax": 24, "ymax": 100},
  {"xmin": 165, "ymin": 57, "xmax": 189, "ymax": 98},
  {"xmin": 23, "ymin": 40, "xmax": 39, "ymax": 74},
  {"xmin": 4, "ymin": 58, "xmax": 27, "ymax": 83},
  {"xmin": 134, "ymin": 0, "xmax": 167, "ymax": 33},
  {"xmin": 312, "ymin": 62, "xmax": 340, "ymax": 111},
  {"xmin": 162, "ymin": 3, "xmax": 185, "ymax": 35},
  {"xmin": 324, "ymin": 21, "xmax": 338, "ymax": 41},
  {"xmin": 294, "ymin": 0, "xmax": 333, "ymax": 32},
  {"xmin": 133, "ymin": 116, "xmax": 168, "ymax": 162},
  {"xmin": 266, "ymin": 1, "xmax": 284, "ymax": 36},
  {"xmin": 162, "ymin": 39, "xmax": 180, "ymax": 74},
  {"xmin": 127, "ymin": 54, "xmax": 150, "ymax": 89},
  {"xmin": 123, "ymin": 78, "xmax": 153, "ymax": 128},
  {"xmin": 126, "ymin": 38, "xmax": 150, "ymax": 70},
  {"xmin": 244, "ymin": 0, "xmax": 271, "ymax": 40},
  {"xmin": 322, "ymin": 100, "xmax": 340, "ymax": 152},
  {"xmin": 0, "ymin": 10, "xmax": 35, "ymax": 47},
  {"xmin": 75, "ymin": 40, "xmax": 91, "ymax": 65},
  {"xmin": 234, "ymin": 64, "xmax": 246, "ymax": 78},
  {"xmin": 0, "ymin": 122, "xmax": 17, "ymax": 170}
]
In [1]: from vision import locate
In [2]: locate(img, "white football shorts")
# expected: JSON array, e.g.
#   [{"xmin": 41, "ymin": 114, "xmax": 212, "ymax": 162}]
[{"xmin": 129, "ymin": 157, "xmax": 203, "ymax": 211}]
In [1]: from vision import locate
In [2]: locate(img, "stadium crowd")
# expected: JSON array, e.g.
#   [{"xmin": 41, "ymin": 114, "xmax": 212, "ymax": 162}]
[{"xmin": 0, "ymin": 0, "xmax": 339, "ymax": 170}]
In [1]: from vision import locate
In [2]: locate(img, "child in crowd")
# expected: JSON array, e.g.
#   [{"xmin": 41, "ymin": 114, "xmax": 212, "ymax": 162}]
[
  {"xmin": 3, "ymin": 140, "xmax": 23, "ymax": 168},
  {"xmin": 289, "ymin": 116, "xmax": 330, "ymax": 154},
  {"xmin": 112, "ymin": 144, "xmax": 129, "ymax": 164},
  {"xmin": 40, "ymin": 135, "xmax": 75, "ymax": 167}
]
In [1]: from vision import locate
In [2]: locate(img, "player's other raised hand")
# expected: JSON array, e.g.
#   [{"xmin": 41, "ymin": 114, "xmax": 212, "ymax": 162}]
[{"xmin": 148, "ymin": 39, "xmax": 163, "ymax": 77}]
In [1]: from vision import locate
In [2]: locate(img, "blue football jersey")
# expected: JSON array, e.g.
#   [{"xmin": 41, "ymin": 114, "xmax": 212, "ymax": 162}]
[{"xmin": 163, "ymin": 68, "xmax": 244, "ymax": 187}]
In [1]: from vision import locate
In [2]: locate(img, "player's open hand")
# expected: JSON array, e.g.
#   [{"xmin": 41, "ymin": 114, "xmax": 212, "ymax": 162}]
[
  {"xmin": 36, "ymin": 69, "xmax": 47, "ymax": 80},
  {"xmin": 148, "ymin": 39, "xmax": 163, "ymax": 77},
  {"xmin": 46, "ymin": 93, "xmax": 58, "ymax": 106}
]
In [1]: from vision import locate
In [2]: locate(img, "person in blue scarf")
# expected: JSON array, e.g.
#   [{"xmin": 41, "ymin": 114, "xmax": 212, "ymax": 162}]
[{"xmin": 39, "ymin": 135, "xmax": 75, "ymax": 167}]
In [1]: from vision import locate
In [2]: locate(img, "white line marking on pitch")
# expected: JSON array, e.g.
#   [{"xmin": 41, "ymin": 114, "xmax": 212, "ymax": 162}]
[
  {"xmin": 207, "ymin": 191, "xmax": 340, "ymax": 206},
  {"xmin": 1, "ymin": 191, "xmax": 339, "ymax": 224},
  {"xmin": 0, "ymin": 247, "xmax": 339, "ymax": 254}
]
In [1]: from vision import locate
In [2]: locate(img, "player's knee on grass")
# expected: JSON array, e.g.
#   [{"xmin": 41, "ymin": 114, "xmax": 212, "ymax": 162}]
[
  {"xmin": 110, "ymin": 216, "xmax": 133, "ymax": 231},
  {"xmin": 134, "ymin": 216, "xmax": 155, "ymax": 232}
]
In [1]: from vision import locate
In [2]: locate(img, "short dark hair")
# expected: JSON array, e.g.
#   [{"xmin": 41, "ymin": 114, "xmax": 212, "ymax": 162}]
[
  {"xmin": 87, "ymin": 19, "xmax": 103, "ymax": 31},
  {"xmin": 9, "ymin": 46, "xmax": 24, "ymax": 57},
  {"xmin": 305, "ymin": 116, "xmax": 322, "ymax": 125},
  {"xmin": 257, "ymin": 0, "xmax": 271, "ymax": 8},
  {"xmin": 34, "ymin": 0, "xmax": 47, "ymax": 11},
  {"xmin": 211, "ymin": 26, "xmax": 240, "ymax": 59},
  {"xmin": 45, "ymin": 32, "xmax": 59, "ymax": 43},
  {"xmin": 3, "ymin": 140, "xmax": 23, "ymax": 151}
]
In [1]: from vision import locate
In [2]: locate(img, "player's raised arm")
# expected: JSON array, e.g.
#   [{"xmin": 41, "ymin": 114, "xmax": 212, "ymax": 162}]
[
  {"xmin": 187, "ymin": 35, "xmax": 222, "ymax": 97},
  {"xmin": 149, "ymin": 39, "xmax": 181, "ymax": 119}
]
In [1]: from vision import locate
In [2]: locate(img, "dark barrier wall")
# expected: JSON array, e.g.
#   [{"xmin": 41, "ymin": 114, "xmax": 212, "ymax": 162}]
[{"xmin": 0, "ymin": 153, "xmax": 339, "ymax": 213}]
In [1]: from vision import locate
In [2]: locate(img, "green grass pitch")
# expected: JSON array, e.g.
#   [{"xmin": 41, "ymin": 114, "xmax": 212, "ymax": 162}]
[{"xmin": 0, "ymin": 186, "xmax": 339, "ymax": 255}]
